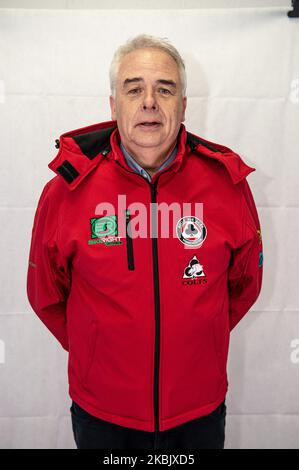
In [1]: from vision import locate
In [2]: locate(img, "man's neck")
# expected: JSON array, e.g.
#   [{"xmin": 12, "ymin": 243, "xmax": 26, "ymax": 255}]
[{"xmin": 121, "ymin": 140, "xmax": 177, "ymax": 176}]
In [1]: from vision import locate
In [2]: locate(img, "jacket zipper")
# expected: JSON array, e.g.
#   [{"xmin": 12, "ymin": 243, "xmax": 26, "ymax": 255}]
[
  {"xmin": 150, "ymin": 180, "xmax": 161, "ymax": 448},
  {"xmin": 114, "ymin": 159, "xmax": 175, "ymax": 445}
]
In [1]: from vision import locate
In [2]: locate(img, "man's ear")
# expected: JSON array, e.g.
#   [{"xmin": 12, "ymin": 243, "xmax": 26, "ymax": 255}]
[
  {"xmin": 109, "ymin": 95, "xmax": 116, "ymax": 121},
  {"xmin": 181, "ymin": 96, "xmax": 187, "ymax": 122}
]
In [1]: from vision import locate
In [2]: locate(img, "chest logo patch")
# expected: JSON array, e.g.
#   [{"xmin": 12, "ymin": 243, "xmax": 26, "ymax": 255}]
[
  {"xmin": 176, "ymin": 216, "xmax": 207, "ymax": 247},
  {"xmin": 88, "ymin": 215, "xmax": 123, "ymax": 246},
  {"xmin": 182, "ymin": 255, "xmax": 207, "ymax": 286},
  {"xmin": 183, "ymin": 255, "xmax": 205, "ymax": 278}
]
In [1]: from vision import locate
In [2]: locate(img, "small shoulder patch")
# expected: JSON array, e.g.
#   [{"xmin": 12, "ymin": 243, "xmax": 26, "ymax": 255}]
[{"xmin": 259, "ymin": 251, "xmax": 263, "ymax": 267}]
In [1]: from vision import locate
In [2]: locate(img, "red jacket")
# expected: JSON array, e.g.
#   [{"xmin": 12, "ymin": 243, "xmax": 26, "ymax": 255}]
[{"xmin": 26, "ymin": 119, "xmax": 263, "ymax": 432}]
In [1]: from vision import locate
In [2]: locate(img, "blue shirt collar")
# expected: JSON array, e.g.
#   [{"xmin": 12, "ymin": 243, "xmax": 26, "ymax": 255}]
[{"xmin": 120, "ymin": 141, "xmax": 178, "ymax": 182}]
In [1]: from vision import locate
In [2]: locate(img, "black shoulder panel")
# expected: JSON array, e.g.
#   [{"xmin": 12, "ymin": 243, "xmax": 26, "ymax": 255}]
[
  {"xmin": 72, "ymin": 125, "xmax": 117, "ymax": 160},
  {"xmin": 186, "ymin": 132, "xmax": 219, "ymax": 153}
]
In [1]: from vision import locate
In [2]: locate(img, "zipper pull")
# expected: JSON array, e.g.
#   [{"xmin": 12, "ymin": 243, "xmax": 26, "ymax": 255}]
[
  {"xmin": 125, "ymin": 209, "xmax": 135, "ymax": 271},
  {"xmin": 151, "ymin": 182, "xmax": 158, "ymax": 201}
]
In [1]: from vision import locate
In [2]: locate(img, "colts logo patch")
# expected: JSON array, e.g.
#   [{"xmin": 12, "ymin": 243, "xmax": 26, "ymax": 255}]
[
  {"xmin": 176, "ymin": 216, "xmax": 207, "ymax": 247},
  {"xmin": 183, "ymin": 255, "xmax": 205, "ymax": 278},
  {"xmin": 182, "ymin": 255, "xmax": 207, "ymax": 286}
]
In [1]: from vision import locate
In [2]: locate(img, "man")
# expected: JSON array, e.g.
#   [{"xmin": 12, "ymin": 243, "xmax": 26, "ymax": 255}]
[{"xmin": 26, "ymin": 34, "xmax": 263, "ymax": 450}]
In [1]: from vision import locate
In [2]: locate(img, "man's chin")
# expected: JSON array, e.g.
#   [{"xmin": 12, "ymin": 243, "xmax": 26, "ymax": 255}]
[
  {"xmin": 130, "ymin": 131, "xmax": 164, "ymax": 147},
  {"xmin": 130, "ymin": 139, "xmax": 163, "ymax": 149}
]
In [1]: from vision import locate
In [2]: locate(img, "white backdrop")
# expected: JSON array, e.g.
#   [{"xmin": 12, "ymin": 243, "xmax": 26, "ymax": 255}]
[{"xmin": 0, "ymin": 6, "xmax": 298, "ymax": 448}]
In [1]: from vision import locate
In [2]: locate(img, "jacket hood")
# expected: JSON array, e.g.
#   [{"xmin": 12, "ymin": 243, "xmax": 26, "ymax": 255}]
[{"xmin": 48, "ymin": 119, "xmax": 255, "ymax": 190}]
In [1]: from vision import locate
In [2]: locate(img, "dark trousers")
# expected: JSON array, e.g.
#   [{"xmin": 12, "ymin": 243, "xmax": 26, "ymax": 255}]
[{"xmin": 70, "ymin": 399, "xmax": 226, "ymax": 450}]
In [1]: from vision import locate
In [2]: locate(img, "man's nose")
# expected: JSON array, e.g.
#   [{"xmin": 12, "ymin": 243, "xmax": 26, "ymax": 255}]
[{"xmin": 142, "ymin": 89, "xmax": 158, "ymax": 110}]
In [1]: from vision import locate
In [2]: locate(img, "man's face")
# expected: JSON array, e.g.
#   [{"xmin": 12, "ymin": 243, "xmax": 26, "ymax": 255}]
[{"xmin": 109, "ymin": 48, "xmax": 187, "ymax": 157}]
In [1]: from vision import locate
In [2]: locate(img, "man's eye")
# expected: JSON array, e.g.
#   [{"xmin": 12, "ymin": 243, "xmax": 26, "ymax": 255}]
[
  {"xmin": 128, "ymin": 88, "xmax": 141, "ymax": 94},
  {"xmin": 127, "ymin": 88, "xmax": 171, "ymax": 95}
]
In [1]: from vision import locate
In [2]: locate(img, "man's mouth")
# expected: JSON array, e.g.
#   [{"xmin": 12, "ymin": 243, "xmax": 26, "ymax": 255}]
[{"xmin": 137, "ymin": 121, "xmax": 162, "ymax": 129}]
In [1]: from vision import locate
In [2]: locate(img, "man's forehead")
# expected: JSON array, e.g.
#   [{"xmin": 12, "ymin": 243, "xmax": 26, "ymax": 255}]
[
  {"xmin": 120, "ymin": 47, "xmax": 176, "ymax": 64},
  {"xmin": 118, "ymin": 49, "xmax": 179, "ymax": 77}
]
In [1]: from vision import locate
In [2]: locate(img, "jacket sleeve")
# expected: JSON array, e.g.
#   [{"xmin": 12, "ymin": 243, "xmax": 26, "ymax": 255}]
[
  {"xmin": 26, "ymin": 181, "xmax": 71, "ymax": 351},
  {"xmin": 228, "ymin": 178, "xmax": 263, "ymax": 332}
]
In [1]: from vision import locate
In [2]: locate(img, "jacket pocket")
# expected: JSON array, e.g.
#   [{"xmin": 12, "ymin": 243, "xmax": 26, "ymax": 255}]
[
  {"xmin": 82, "ymin": 320, "xmax": 98, "ymax": 386},
  {"xmin": 45, "ymin": 244, "xmax": 64, "ymax": 301},
  {"xmin": 125, "ymin": 209, "xmax": 135, "ymax": 270}
]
